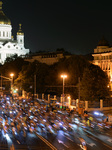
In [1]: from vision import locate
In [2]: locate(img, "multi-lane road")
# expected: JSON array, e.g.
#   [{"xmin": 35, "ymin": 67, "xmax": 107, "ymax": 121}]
[{"xmin": 0, "ymin": 124, "xmax": 112, "ymax": 150}]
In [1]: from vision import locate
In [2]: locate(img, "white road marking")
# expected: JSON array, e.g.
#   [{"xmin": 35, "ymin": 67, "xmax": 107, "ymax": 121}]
[
  {"xmin": 87, "ymin": 142, "xmax": 96, "ymax": 147},
  {"xmin": 107, "ymin": 138, "xmax": 112, "ymax": 143},
  {"xmin": 61, "ymin": 133, "xmax": 74, "ymax": 142},
  {"xmin": 58, "ymin": 140, "xmax": 69, "ymax": 148}
]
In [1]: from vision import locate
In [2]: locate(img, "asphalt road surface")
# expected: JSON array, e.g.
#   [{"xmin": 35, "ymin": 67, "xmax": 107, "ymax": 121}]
[{"xmin": 0, "ymin": 125, "xmax": 112, "ymax": 150}]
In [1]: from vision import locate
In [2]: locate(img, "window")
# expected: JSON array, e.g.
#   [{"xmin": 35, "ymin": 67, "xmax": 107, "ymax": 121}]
[
  {"xmin": 103, "ymin": 64, "xmax": 105, "ymax": 70},
  {"xmin": 3, "ymin": 32, "xmax": 5, "ymax": 37},
  {"xmin": 8, "ymin": 45, "xmax": 10, "ymax": 48},
  {"xmin": 0, "ymin": 53, "xmax": 1, "ymax": 59}
]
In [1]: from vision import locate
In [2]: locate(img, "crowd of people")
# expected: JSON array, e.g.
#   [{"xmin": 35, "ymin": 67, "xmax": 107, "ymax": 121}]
[
  {"xmin": 0, "ymin": 95, "xmax": 111, "ymax": 150},
  {"xmin": 0, "ymin": 96, "xmax": 75, "ymax": 137},
  {"xmin": 0, "ymin": 96, "xmax": 111, "ymax": 135}
]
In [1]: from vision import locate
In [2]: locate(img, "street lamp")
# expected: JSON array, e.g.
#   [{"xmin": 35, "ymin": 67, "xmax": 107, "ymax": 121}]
[
  {"xmin": 10, "ymin": 73, "xmax": 14, "ymax": 94},
  {"xmin": 61, "ymin": 74, "xmax": 67, "ymax": 106}
]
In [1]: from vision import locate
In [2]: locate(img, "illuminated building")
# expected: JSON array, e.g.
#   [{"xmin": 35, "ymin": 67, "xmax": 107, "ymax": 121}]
[
  {"xmin": 92, "ymin": 36, "xmax": 112, "ymax": 89},
  {"xmin": 0, "ymin": 1, "xmax": 29, "ymax": 64}
]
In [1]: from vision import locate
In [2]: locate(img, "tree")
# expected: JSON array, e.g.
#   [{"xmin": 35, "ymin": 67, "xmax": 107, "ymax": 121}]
[
  {"xmin": 14, "ymin": 60, "xmax": 49, "ymax": 94},
  {"xmin": 0, "ymin": 56, "xmax": 28, "ymax": 91},
  {"xmin": 14, "ymin": 54, "xmax": 110, "ymax": 101},
  {"xmin": 80, "ymin": 64, "xmax": 110, "ymax": 101},
  {"xmin": 44, "ymin": 55, "xmax": 90, "ymax": 98}
]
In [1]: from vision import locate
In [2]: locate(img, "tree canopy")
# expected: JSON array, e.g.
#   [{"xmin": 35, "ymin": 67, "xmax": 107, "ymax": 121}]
[
  {"xmin": 80, "ymin": 64, "xmax": 110, "ymax": 101},
  {"xmin": 0, "ymin": 54, "xmax": 110, "ymax": 101}
]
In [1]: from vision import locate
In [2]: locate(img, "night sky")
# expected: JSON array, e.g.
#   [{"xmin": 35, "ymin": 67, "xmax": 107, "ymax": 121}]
[{"xmin": 2, "ymin": 0, "xmax": 112, "ymax": 55}]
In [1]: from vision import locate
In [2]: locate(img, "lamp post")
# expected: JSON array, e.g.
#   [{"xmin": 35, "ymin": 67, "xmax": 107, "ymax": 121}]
[
  {"xmin": 34, "ymin": 74, "xmax": 36, "ymax": 101},
  {"xmin": 61, "ymin": 74, "xmax": 67, "ymax": 106},
  {"xmin": 10, "ymin": 73, "xmax": 14, "ymax": 94}
]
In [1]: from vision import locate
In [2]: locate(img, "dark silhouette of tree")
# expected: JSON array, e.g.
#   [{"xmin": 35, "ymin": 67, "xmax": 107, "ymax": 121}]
[{"xmin": 80, "ymin": 64, "xmax": 110, "ymax": 101}]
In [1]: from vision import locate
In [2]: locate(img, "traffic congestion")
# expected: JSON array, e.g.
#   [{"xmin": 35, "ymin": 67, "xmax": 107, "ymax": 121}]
[{"xmin": 0, "ymin": 95, "xmax": 112, "ymax": 150}]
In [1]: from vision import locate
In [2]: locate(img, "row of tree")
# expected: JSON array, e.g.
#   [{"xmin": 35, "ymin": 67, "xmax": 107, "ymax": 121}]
[{"xmin": 0, "ymin": 54, "xmax": 110, "ymax": 101}]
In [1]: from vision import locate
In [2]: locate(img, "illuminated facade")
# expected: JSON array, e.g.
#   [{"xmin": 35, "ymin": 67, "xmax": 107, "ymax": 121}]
[
  {"xmin": 0, "ymin": 1, "xmax": 29, "ymax": 64},
  {"xmin": 92, "ymin": 37, "xmax": 112, "ymax": 89}
]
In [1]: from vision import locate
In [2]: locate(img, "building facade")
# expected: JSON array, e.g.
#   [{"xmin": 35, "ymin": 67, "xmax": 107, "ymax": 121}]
[
  {"xmin": 25, "ymin": 50, "xmax": 71, "ymax": 65},
  {"xmin": 0, "ymin": 1, "xmax": 29, "ymax": 64},
  {"xmin": 92, "ymin": 37, "xmax": 112, "ymax": 89}
]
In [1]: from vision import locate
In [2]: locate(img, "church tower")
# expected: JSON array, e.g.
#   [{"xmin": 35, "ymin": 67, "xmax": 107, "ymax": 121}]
[
  {"xmin": 17, "ymin": 24, "xmax": 24, "ymax": 47},
  {"xmin": 0, "ymin": 1, "xmax": 29, "ymax": 64}
]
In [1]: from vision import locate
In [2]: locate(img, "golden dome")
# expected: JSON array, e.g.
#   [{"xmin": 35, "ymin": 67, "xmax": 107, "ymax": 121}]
[
  {"xmin": 0, "ymin": 1, "xmax": 11, "ymax": 25},
  {"xmin": 17, "ymin": 24, "xmax": 24, "ymax": 35}
]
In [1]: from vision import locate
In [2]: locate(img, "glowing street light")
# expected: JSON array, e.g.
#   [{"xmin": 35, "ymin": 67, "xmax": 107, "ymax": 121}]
[
  {"xmin": 61, "ymin": 74, "xmax": 67, "ymax": 106},
  {"xmin": 10, "ymin": 73, "xmax": 14, "ymax": 94}
]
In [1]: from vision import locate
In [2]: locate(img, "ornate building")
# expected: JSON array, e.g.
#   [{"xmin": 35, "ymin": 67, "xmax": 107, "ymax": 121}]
[
  {"xmin": 0, "ymin": 1, "xmax": 29, "ymax": 64},
  {"xmin": 92, "ymin": 37, "xmax": 112, "ymax": 88}
]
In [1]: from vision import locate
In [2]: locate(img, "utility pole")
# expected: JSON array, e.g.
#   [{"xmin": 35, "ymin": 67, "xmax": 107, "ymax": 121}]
[
  {"xmin": 0, "ymin": 74, "xmax": 2, "ymax": 91},
  {"xmin": 79, "ymin": 77, "xmax": 80, "ymax": 102},
  {"xmin": 61, "ymin": 74, "xmax": 67, "ymax": 106},
  {"xmin": 34, "ymin": 74, "xmax": 36, "ymax": 101}
]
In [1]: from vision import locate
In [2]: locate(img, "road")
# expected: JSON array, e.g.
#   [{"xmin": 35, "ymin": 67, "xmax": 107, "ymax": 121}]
[
  {"xmin": 0, "ymin": 125, "xmax": 112, "ymax": 149},
  {"xmin": 0, "ymin": 128, "xmax": 112, "ymax": 150}
]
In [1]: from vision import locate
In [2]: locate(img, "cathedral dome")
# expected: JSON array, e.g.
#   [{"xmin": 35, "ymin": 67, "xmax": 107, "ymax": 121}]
[
  {"xmin": 98, "ymin": 36, "xmax": 109, "ymax": 46},
  {"xmin": 0, "ymin": 1, "xmax": 11, "ymax": 25}
]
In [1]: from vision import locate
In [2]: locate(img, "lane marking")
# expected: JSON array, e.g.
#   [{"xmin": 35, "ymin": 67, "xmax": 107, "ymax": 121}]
[
  {"xmin": 87, "ymin": 142, "xmax": 96, "ymax": 147},
  {"xmin": 107, "ymin": 138, "xmax": 112, "ymax": 143},
  {"xmin": 61, "ymin": 133, "xmax": 74, "ymax": 142},
  {"xmin": 85, "ymin": 129, "xmax": 112, "ymax": 149},
  {"xmin": 35, "ymin": 132, "xmax": 57, "ymax": 150},
  {"xmin": 87, "ymin": 135, "xmax": 97, "ymax": 141},
  {"xmin": 102, "ymin": 142, "xmax": 112, "ymax": 150},
  {"xmin": 58, "ymin": 140, "xmax": 69, "ymax": 148}
]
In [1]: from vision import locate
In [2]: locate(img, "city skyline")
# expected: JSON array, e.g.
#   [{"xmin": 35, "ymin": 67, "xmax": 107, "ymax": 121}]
[{"xmin": 2, "ymin": 0, "xmax": 112, "ymax": 55}]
